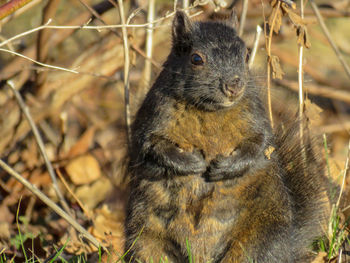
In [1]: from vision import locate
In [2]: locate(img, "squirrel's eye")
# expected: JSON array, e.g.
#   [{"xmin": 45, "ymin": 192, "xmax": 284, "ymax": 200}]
[{"xmin": 191, "ymin": 53, "xmax": 204, "ymax": 65}]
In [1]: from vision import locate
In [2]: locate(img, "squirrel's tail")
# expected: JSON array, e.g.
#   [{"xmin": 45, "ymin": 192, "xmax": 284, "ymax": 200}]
[{"xmin": 274, "ymin": 121, "xmax": 330, "ymax": 261}]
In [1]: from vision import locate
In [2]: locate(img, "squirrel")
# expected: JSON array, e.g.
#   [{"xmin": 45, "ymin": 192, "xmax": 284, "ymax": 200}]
[{"xmin": 124, "ymin": 11, "xmax": 328, "ymax": 263}]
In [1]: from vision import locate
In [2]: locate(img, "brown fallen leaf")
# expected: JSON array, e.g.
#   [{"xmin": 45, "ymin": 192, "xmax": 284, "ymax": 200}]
[
  {"xmin": 0, "ymin": 222, "xmax": 11, "ymax": 240},
  {"xmin": 68, "ymin": 127, "xmax": 96, "ymax": 158},
  {"xmin": 90, "ymin": 204, "xmax": 125, "ymax": 254},
  {"xmin": 65, "ymin": 154, "xmax": 101, "ymax": 185},
  {"xmin": 74, "ymin": 176, "xmax": 112, "ymax": 210}
]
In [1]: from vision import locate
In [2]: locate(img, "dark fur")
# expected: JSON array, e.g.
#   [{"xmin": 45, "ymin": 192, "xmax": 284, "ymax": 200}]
[{"xmin": 125, "ymin": 11, "xmax": 328, "ymax": 263}]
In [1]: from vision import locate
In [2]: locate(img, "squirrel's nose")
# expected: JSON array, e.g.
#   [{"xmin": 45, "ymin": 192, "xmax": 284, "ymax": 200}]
[{"xmin": 223, "ymin": 77, "xmax": 244, "ymax": 97}]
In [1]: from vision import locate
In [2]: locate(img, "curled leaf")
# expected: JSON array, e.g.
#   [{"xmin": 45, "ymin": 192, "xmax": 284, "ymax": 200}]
[
  {"xmin": 270, "ymin": 55, "xmax": 285, "ymax": 79},
  {"xmin": 297, "ymin": 25, "xmax": 311, "ymax": 48},
  {"xmin": 268, "ymin": 2, "xmax": 283, "ymax": 34},
  {"xmin": 281, "ymin": 2, "xmax": 311, "ymax": 48}
]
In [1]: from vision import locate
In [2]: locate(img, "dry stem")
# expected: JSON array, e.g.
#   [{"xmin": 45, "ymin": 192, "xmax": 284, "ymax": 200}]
[
  {"xmin": 7, "ymin": 80, "xmax": 71, "ymax": 216},
  {"xmin": 264, "ymin": 0, "xmax": 281, "ymax": 128},
  {"xmin": 238, "ymin": 0, "xmax": 249, "ymax": 36},
  {"xmin": 0, "ymin": 0, "xmax": 34, "ymax": 20},
  {"xmin": 117, "ymin": 0, "xmax": 132, "ymax": 148},
  {"xmin": 143, "ymin": 0, "xmax": 155, "ymax": 88},
  {"xmin": 248, "ymin": 25, "xmax": 262, "ymax": 69}
]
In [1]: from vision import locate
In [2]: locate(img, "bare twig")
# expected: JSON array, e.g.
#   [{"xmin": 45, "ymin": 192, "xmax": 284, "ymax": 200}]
[
  {"xmin": 143, "ymin": 0, "xmax": 155, "ymax": 88},
  {"xmin": 0, "ymin": 48, "xmax": 79, "ymax": 74},
  {"xmin": 0, "ymin": 0, "xmax": 35, "ymax": 20},
  {"xmin": 7, "ymin": 81, "xmax": 71, "ymax": 216},
  {"xmin": 298, "ymin": 0, "xmax": 305, "ymax": 117},
  {"xmin": 0, "ymin": 0, "xmax": 41, "ymax": 25},
  {"xmin": 56, "ymin": 168, "xmax": 92, "ymax": 219},
  {"xmin": 310, "ymin": 0, "xmax": 350, "ymax": 79},
  {"xmin": 183, "ymin": 0, "xmax": 190, "ymax": 14},
  {"xmin": 238, "ymin": 0, "xmax": 248, "ymax": 36},
  {"xmin": 116, "ymin": 0, "xmax": 132, "ymax": 148},
  {"xmin": 248, "ymin": 25, "xmax": 262, "ymax": 69},
  {"xmin": 298, "ymin": 0, "xmax": 307, "ymax": 171},
  {"xmin": 0, "ymin": 159, "xmax": 104, "ymax": 250},
  {"xmin": 264, "ymin": 0, "xmax": 281, "ymax": 128}
]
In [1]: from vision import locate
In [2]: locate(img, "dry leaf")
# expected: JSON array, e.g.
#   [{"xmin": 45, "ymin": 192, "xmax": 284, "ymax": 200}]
[
  {"xmin": 68, "ymin": 127, "xmax": 96, "ymax": 158},
  {"xmin": 270, "ymin": 55, "xmax": 285, "ymax": 79},
  {"xmin": 0, "ymin": 222, "xmax": 11, "ymax": 239},
  {"xmin": 90, "ymin": 204, "xmax": 125, "ymax": 254},
  {"xmin": 281, "ymin": 3, "xmax": 311, "ymax": 49},
  {"xmin": 268, "ymin": 3, "xmax": 283, "ymax": 34},
  {"xmin": 264, "ymin": 146, "xmax": 275, "ymax": 160},
  {"xmin": 66, "ymin": 154, "xmax": 101, "ymax": 185},
  {"xmin": 297, "ymin": 26, "xmax": 311, "ymax": 49},
  {"xmin": 75, "ymin": 176, "xmax": 112, "ymax": 209}
]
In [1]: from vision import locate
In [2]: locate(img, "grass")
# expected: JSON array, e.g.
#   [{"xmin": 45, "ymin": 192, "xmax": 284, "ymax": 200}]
[{"xmin": 315, "ymin": 205, "xmax": 350, "ymax": 261}]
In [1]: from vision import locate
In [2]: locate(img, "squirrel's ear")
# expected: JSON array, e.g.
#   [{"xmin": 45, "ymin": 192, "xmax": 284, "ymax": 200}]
[
  {"xmin": 172, "ymin": 11, "xmax": 193, "ymax": 52},
  {"xmin": 227, "ymin": 9, "xmax": 238, "ymax": 29}
]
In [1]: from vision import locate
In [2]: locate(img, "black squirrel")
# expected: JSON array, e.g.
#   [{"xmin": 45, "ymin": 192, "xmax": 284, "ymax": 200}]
[{"xmin": 124, "ymin": 11, "xmax": 328, "ymax": 263}]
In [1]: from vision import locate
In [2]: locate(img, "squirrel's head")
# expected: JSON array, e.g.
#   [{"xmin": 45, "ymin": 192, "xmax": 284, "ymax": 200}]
[{"xmin": 169, "ymin": 11, "xmax": 250, "ymax": 111}]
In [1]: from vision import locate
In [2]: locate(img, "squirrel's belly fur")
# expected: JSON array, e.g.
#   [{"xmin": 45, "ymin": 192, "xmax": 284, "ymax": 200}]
[{"xmin": 127, "ymin": 163, "xmax": 293, "ymax": 262}]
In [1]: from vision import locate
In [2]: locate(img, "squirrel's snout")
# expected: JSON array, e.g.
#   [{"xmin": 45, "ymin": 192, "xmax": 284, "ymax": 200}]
[{"xmin": 223, "ymin": 77, "xmax": 244, "ymax": 98}]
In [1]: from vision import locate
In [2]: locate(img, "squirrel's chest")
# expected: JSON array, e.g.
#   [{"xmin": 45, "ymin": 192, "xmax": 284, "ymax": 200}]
[{"xmin": 163, "ymin": 103, "xmax": 249, "ymax": 160}]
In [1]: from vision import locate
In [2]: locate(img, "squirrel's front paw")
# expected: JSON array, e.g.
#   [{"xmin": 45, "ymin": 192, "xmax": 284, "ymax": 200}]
[
  {"xmin": 204, "ymin": 154, "xmax": 242, "ymax": 182},
  {"xmin": 169, "ymin": 147, "xmax": 207, "ymax": 175}
]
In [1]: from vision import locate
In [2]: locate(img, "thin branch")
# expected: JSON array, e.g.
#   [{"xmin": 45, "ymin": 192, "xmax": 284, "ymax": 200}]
[
  {"xmin": 7, "ymin": 81, "xmax": 71, "ymax": 216},
  {"xmin": 0, "ymin": 158, "xmax": 104, "ymax": 250},
  {"xmin": 0, "ymin": 0, "xmax": 41, "ymax": 25},
  {"xmin": 264, "ymin": 0, "xmax": 281, "ymax": 128},
  {"xmin": 309, "ymin": 0, "xmax": 350, "ymax": 79},
  {"xmin": 117, "ymin": 0, "xmax": 132, "ymax": 148},
  {"xmin": 298, "ymin": 0, "xmax": 305, "ymax": 116},
  {"xmin": 143, "ymin": 0, "xmax": 155, "ymax": 88},
  {"xmin": 0, "ymin": 48, "xmax": 79, "ymax": 74},
  {"xmin": 183, "ymin": 0, "xmax": 189, "ymax": 14},
  {"xmin": 0, "ymin": 19, "xmax": 52, "ymax": 48},
  {"xmin": 0, "ymin": 0, "xmax": 34, "ymax": 20},
  {"xmin": 298, "ymin": 0, "xmax": 307, "ymax": 173},
  {"xmin": 56, "ymin": 168, "xmax": 92, "ymax": 219},
  {"xmin": 0, "ymin": 3, "xmax": 200, "ymax": 49},
  {"xmin": 238, "ymin": 0, "xmax": 248, "ymax": 37},
  {"xmin": 248, "ymin": 25, "xmax": 262, "ymax": 69}
]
